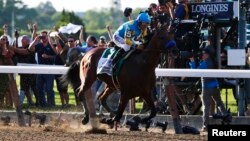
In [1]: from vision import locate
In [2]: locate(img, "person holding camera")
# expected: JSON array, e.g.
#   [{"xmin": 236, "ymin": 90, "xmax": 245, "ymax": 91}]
[
  {"xmin": 30, "ymin": 31, "xmax": 56, "ymax": 107},
  {"xmin": 189, "ymin": 47, "xmax": 232, "ymax": 131},
  {"xmin": 158, "ymin": 0, "xmax": 174, "ymax": 23}
]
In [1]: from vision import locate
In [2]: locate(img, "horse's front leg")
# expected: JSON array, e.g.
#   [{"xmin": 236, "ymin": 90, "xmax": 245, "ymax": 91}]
[
  {"xmin": 113, "ymin": 95, "xmax": 129, "ymax": 130},
  {"xmin": 166, "ymin": 83, "xmax": 183, "ymax": 134},
  {"xmin": 140, "ymin": 92, "xmax": 157, "ymax": 124}
]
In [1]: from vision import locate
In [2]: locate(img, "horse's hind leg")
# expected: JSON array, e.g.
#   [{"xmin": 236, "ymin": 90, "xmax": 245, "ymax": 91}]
[
  {"xmin": 98, "ymin": 87, "xmax": 115, "ymax": 116},
  {"xmin": 140, "ymin": 93, "xmax": 157, "ymax": 123},
  {"xmin": 78, "ymin": 61, "xmax": 102, "ymax": 129},
  {"xmin": 79, "ymin": 95, "xmax": 89, "ymax": 125}
]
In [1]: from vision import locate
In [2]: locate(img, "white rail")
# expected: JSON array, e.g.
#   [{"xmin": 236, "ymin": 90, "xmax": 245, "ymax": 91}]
[{"xmin": 0, "ymin": 65, "xmax": 250, "ymax": 78}]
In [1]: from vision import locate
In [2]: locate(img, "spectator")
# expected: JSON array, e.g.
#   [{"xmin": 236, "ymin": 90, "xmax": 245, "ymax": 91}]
[
  {"xmin": 65, "ymin": 35, "xmax": 83, "ymax": 66},
  {"xmin": 0, "ymin": 35, "xmax": 14, "ymax": 107},
  {"xmin": 81, "ymin": 35, "xmax": 98, "ymax": 52},
  {"xmin": 79, "ymin": 26, "xmax": 98, "ymax": 52},
  {"xmin": 158, "ymin": 0, "xmax": 174, "ymax": 20},
  {"xmin": 13, "ymin": 30, "xmax": 56, "ymax": 107},
  {"xmin": 0, "ymin": 35, "xmax": 12, "ymax": 107},
  {"xmin": 15, "ymin": 35, "xmax": 39, "ymax": 106},
  {"xmin": 189, "ymin": 47, "xmax": 232, "ymax": 131},
  {"xmin": 31, "ymin": 31, "xmax": 56, "ymax": 107},
  {"xmin": 98, "ymin": 36, "xmax": 107, "ymax": 48},
  {"xmin": 149, "ymin": 3, "xmax": 158, "ymax": 13},
  {"xmin": 48, "ymin": 34, "xmax": 69, "ymax": 108},
  {"xmin": 0, "ymin": 35, "xmax": 26, "ymax": 126},
  {"xmin": 174, "ymin": 0, "xmax": 189, "ymax": 20},
  {"xmin": 157, "ymin": 0, "xmax": 175, "ymax": 32}
]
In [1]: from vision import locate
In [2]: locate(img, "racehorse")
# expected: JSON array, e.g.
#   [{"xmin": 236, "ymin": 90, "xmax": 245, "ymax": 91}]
[{"xmin": 62, "ymin": 25, "xmax": 175, "ymax": 133}]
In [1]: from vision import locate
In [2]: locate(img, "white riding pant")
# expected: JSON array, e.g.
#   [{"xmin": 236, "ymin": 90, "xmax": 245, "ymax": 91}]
[{"xmin": 113, "ymin": 34, "xmax": 131, "ymax": 52}]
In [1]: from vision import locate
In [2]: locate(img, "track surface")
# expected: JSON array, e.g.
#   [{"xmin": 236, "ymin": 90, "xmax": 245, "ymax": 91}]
[{"xmin": 0, "ymin": 125, "xmax": 208, "ymax": 141}]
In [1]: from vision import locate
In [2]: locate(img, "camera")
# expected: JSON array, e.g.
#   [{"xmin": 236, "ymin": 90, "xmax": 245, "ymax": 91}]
[{"xmin": 39, "ymin": 35, "xmax": 45, "ymax": 39}]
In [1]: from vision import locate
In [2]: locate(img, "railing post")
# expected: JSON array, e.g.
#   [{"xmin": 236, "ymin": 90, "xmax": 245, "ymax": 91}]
[{"xmin": 238, "ymin": 0, "xmax": 247, "ymax": 116}]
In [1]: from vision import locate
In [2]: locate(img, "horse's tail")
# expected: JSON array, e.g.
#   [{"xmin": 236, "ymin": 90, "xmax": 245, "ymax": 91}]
[{"xmin": 61, "ymin": 60, "xmax": 81, "ymax": 92}]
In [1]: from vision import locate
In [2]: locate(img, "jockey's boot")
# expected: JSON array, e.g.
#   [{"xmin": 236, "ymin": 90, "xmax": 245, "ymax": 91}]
[{"xmin": 112, "ymin": 48, "xmax": 125, "ymax": 66}]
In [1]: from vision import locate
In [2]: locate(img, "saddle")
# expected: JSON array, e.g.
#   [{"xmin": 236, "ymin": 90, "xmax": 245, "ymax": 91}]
[
  {"xmin": 113, "ymin": 47, "xmax": 134, "ymax": 76},
  {"xmin": 97, "ymin": 47, "xmax": 134, "ymax": 77}
]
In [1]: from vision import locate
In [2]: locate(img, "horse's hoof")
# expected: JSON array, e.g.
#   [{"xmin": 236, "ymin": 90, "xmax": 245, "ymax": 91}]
[
  {"xmin": 126, "ymin": 120, "xmax": 140, "ymax": 131},
  {"xmin": 100, "ymin": 118, "xmax": 114, "ymax": 129},
  {"xmin": 1, "ymin": 116, "xmax": 11, "ymax": 126},
  {"xmin": 156, "ymin": 121, "xmax": 168, "ymax": 132},
  {"xmin": 115, "ymin": 121, "xmax": 118, "ymax": 131},
  {"xmin": 82, "ymin": 116, "xmax": 89, "ymax": 125},
  {"xmin": 84, "ymin": 128, "xmax": 107, "ymax": 134}
]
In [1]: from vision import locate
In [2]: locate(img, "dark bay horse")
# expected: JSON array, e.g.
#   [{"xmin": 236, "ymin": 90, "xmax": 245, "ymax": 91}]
[{"xmin": 62, "ymin": 26, "xmax": 173, "ymax": 132}]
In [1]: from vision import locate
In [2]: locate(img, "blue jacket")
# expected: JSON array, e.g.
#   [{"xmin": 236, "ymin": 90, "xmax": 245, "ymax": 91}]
[
  {"xmin": 189, "ymin": 58, "xmax": 219, "ymax": 89},
  {"xmin": 114, "ymin": 20, "xmax": 145, "ymax": 48}
]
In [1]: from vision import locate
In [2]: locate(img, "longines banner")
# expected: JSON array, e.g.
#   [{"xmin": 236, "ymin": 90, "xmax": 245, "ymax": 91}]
[{"xmin": 188, "ymin": 2, "xmax": 234, "ymax": 19}]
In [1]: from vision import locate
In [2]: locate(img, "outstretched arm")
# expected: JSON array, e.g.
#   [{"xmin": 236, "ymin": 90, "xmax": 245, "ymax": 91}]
[
  {"xmin": 32, "ymin": 24, "xmax": 38, "ymax": 41},
  {"xmin": 28, "ymin": 36, "xmax": 40, "ymax": 52},
  {"xmin": 106, "ymin": 25, "xmax": 113, "ymax": 41},
  {"xmin": 79, "ymin": 26, "xmax": 85, "ymax": 45}
]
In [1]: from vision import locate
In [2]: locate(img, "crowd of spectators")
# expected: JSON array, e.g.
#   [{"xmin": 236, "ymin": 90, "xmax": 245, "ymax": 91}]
[{"xmin": 0, "ymin": 22, "xmax": 115, "ymax": 109}]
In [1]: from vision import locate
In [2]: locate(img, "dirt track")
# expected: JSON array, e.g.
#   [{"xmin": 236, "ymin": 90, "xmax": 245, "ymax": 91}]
[{"xmin": 0, "ymin": 125, "xmax": 208, "ymax": 141}]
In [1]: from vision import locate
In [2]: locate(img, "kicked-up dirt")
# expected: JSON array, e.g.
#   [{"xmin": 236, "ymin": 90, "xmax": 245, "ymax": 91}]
[{"xmin": 0, "ymin": 125, "xmax": 208, "ymax": 141}]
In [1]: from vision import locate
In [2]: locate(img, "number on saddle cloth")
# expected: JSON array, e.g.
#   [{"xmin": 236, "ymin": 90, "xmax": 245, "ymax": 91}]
[{"xmin": 97, "ymin": 48, "xmax": 116, "ymax": 76}]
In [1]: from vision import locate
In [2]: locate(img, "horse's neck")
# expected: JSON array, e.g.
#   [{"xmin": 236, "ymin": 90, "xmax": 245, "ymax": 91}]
[{"xmin": 141, "ymin": 41, "xmax": 162, "ymax": 70}]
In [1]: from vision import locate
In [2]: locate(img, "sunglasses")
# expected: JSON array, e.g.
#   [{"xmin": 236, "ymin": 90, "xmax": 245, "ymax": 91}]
[
  {"xmin": 68, "ymin": 40, "xmax": 74, "ymax": 43},
  {"xmin": 0, "ymin": 38, "xmax": 6, "ymax": 41}
]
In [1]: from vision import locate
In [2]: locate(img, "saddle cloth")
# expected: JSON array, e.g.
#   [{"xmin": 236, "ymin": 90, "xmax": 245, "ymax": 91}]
[
  {"xmin": 97, "ymin": 48, "xmax": 134, "ymax": 76},
  {"xmin": 97, "ymin": 48, "xmax": 116, "ymax": 76}
]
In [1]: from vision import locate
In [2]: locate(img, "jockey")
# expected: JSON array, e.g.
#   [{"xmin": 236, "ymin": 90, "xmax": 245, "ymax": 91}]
[{"xmin": 112, "ymin": 12, "xmax": 151, "ymax": 64}]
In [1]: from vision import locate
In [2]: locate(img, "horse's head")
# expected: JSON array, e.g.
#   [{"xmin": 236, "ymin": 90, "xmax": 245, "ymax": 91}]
[{"xmin": 147, "ymin": 25, "xmax": 178, "ymax": 55}]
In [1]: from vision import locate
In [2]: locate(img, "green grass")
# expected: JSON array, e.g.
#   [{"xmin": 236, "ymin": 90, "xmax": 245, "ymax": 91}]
[
  {"xmin": 220, "ymin": 89, "xmax": 238, "ymax": 115},
  {"xmin": 15, "ymin": 75, "xmax": 78, "ymax": 111}
]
